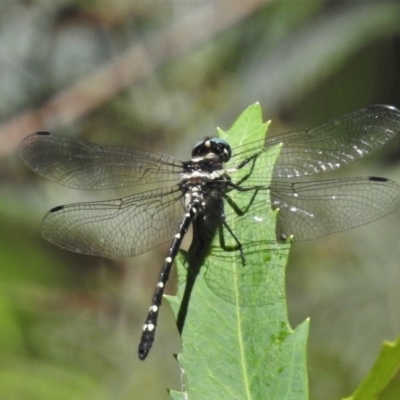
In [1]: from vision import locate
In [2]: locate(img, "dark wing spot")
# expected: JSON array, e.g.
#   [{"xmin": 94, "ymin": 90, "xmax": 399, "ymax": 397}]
[
  {"xmin": 368, "ymin": 176, "xmax": 387, "ymax": 182},
  {"xmin": 50, "ymin": 205, "xmax": 64, "ymax": 213}
]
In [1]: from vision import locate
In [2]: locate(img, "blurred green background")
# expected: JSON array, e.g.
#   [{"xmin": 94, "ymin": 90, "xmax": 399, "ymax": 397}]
[{"xmin": 1, "ymin": 1, "xmax": 400, "ymax": 399}]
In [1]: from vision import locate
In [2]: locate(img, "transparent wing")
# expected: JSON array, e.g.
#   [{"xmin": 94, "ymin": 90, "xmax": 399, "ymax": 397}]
[
  {"xmin": 270, "ymin": 177, "xmax": 400, "ymax": 241},
  {"xmin": 204, "ymin": 185, "xmax": 286, "ymax": 307},
  {"xmin": 204, "ymin": 176, "xmax": 400, "ymax": 306},
  {"xmin": 205, "ymin": 241, "xmax": 289, "ymax": 307},
  {"xmin": 228, "ymin": 105, "xmax": 400, "ymax": 179},
  {"xmin": 41, "ymin": 186, "xmax": 185, "ymax": 258},
  {"xmin": 19, "ymin": 132, "xmax": 183, "ymax": 189}
]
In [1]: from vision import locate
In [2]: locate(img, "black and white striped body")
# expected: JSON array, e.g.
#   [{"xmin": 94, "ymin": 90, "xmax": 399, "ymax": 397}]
[{"xmin": 138, "ymin": 138, "xmax": 232, "ymax": 360}]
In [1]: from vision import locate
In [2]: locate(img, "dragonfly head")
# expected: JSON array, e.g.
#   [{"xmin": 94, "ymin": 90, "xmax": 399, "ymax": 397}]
[{"xmin": 192, "ymin": 137, "xmax": 231, "ymax": 162}]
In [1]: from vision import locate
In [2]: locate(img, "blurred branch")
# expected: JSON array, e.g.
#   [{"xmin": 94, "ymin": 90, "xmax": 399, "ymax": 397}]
[
  {"xmin": 239, "ymin": 2, "xmax": 400, "ymax": 114},
  {"xmin": 0, "ymin": 0, "xmax": 269, "ymax": 158}
]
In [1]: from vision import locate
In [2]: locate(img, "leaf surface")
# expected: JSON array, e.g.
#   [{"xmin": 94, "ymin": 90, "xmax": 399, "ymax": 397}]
[
  {"xmin": 343, "ymin": 335, "xmax": 400, "ymax": 400},
  {"xmin": 168, "ymin": 103, "xmax": 309, "ymax": 400}
]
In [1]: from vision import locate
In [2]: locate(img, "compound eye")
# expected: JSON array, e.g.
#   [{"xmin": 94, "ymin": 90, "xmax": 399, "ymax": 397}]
[
  {"xmin": 209, "ymin": 138, "xmax": 231, "ymax": 161},
  {"xmin": 192, "ymin": 139, "xmax": 209, "ymax": 157}
]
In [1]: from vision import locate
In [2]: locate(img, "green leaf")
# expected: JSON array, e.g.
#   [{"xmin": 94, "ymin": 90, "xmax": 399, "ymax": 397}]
[
  {"xmin": 343, "ymin": 335, "xmax": 400, "ymax": 400},
  {"xmin": 168, "ymin": 103, "xmax": 309, "ymax": 400}
]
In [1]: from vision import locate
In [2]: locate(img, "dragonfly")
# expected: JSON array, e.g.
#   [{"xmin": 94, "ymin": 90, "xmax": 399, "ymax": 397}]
[{"xmin": 19, "ymin": 104, "xmax": 400, "ymax": 359}]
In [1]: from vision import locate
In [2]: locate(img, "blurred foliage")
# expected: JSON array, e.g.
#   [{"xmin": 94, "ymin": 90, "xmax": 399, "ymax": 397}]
[{"xmin": 1, "ymin": 0, "xmax": 400, "ymax": 399}]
